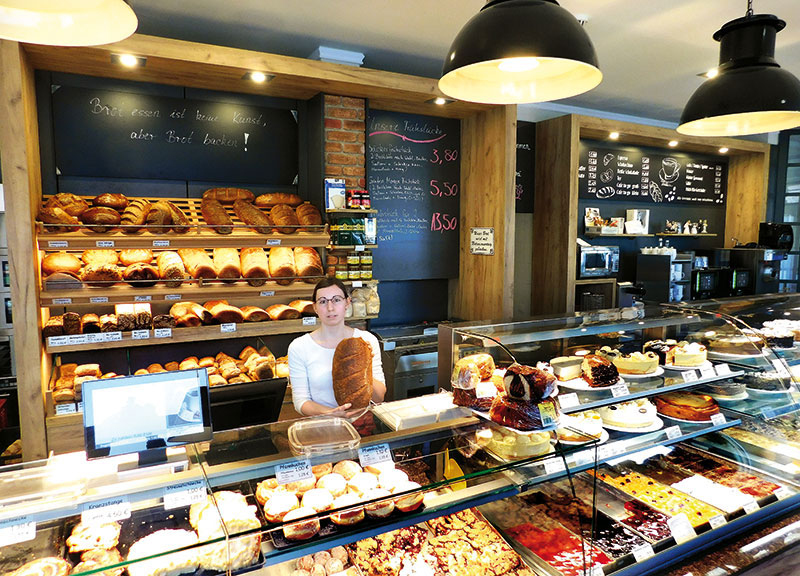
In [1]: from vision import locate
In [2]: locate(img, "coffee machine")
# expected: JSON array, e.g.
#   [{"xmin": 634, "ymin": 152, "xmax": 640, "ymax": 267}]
[{"xmin": 728, "ymin": 248, "xmax": 786, "ymax": 294}]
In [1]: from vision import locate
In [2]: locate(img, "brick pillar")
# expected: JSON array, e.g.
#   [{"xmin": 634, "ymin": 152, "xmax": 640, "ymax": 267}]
[{"xmin": 324, "ymin": 95, "xmax": 366, "ymax": 189}]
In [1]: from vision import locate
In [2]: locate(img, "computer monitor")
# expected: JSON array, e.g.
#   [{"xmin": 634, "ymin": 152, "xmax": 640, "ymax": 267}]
[{"xmin": 82, "ymin": 369, "xmax": 213, "ymax": 465}]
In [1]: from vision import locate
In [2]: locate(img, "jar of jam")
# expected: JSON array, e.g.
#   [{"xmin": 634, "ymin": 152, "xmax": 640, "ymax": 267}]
[
  {"xmin": 335, "ymin": 264, "xmax": 348, "ymax": 280},
  {"xmin": 360, "ymin": 266, "xmax": 372, "ymax": 280},
  {"xmin": 359, "ymin": 250, "xmax": 372, "ymax": 265},
  {"xmin": 348, "ymin": 268, "xmax": 361, "ymax": 281},
  {"xmin": 347, "ymin": 252, "xmax": 361, "ymax": 266}
]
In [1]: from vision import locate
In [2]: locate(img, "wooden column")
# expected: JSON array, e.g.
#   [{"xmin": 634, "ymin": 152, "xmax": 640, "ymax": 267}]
[
  {"xmin": 0, "ymin": 40, "xmax": 47, "ymax": 460},
  {"xmin": 452, "ymin": 105, "xmax": 517, "ymax": 321},
  {"xmin": 725, "ymin": 152, "xmax": 769, "ymax": 247}
]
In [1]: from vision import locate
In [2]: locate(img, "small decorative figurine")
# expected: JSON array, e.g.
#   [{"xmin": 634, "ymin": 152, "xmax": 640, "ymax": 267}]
[
  {"xmin": 701, "ymin": 220, "xmax": 708, "ymax": 234},
  {"xmin": 683, "ymin": 221, "xmax": 692, "ymax": 234}
]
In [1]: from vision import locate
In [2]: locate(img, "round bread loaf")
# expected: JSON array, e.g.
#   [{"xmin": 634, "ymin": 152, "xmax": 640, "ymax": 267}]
[
  {"xmin": 93, "ymin": 192, "xmax": 129, "ymax": 210},
  {"xmin": 119, "ymin": 249, "xmax": 154, "ymax": 266},
  {"xmin": 45, "ymin": 193, "xmax": 89, "ymax": 216},
  {"xmin": 42, "ymin": 252, "xmax": 82, "ymax": 276},
  {"xmin": 81, "ymin": 249, "xmax": 119, "ymax": 266},
  {"xmin": 80, "ymin": 206, "xmax": 121, "ymax": 232}
]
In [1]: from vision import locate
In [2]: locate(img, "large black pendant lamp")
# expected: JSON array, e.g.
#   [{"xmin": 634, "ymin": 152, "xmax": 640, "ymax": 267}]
[
  {"xmin": 439, "ymin": 0, "xmax": 602, "ymax": 104},
  {"xmin": 677, "ymin": 0, "xmax": 800, "ymax": 136}
]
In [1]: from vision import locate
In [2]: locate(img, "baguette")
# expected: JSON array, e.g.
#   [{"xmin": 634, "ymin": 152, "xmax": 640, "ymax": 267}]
[
  {"xmin": 178, "ymin": 248, "xmax": 216, "ymax": 280},
  {"xmin": 268, "ymin": 246, "xmax": 296, "ymax": 285},
  {"xmin": 296, "ymin": 202, "xmax": 322, "ymax": 231},
  {"xmin": 120, "ymin": 199, "xmax": 151, "ymax": 233},
  {"xmin": 240, "ymin": 247, "xmax": 269, "ymax": 286},
  {"xmin": 294, "ymin": 247, "xmax": 324, "ymax": 282},
  {"xmin": 254, "ymin": 192, "xmax": 303, "ymax": 208},
  {"xmin": 201, "ymin": 198, "xmax": 233, "ymax": 234},
  {"xmin": 202, "ymin": 187, "xmax": 255, "ymax": 204},
  {"xmin": 241, "ymin": 305, "xmax": 269, "ymax": 322},
  {"xmin": 269, "ymin": 203, "xmax": 300, "ymax": 234},
  {"xmin": 233, "ymin": 199, "xmax": 273, "ymax": 234},
  {"xmin": 156, "ymin": 251, "xmax": 187, "ymax": 287},
  {"xmin": 212, "ymin": 248, "xmax": 241, "ymax": 282}
]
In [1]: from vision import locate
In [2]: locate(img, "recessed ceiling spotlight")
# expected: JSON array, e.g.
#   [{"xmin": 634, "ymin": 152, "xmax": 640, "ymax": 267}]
[
  {"xmin": 111, "ymin": 53, "xmax": 146, "ymax": 68},
  {"xmin": 242, "ymin": 71, "xmax": 274, "ymax": 83},
  {"xmin": 609, "ymin": 131, "xmax": 620, "ymax": 140},
  {"xmin": 719, "ymin": 147, "xmax": 729, "ymax": 153},
  {"xmin": 706, "ymin": 67, "xmax": 719, "ymax": 79},
  {"xmin": 425, "ymin": 97, "xmax": 454, "ymax": 105},
  {"xmin": 668, "ymin": 140, "xmax": 679, "ymax": 147}
]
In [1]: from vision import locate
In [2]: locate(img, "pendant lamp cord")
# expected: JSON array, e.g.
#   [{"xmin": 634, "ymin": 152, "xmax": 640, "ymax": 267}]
[{"xmin": 746, "ymin": 0, "xmax": 754, "ymax": 17}]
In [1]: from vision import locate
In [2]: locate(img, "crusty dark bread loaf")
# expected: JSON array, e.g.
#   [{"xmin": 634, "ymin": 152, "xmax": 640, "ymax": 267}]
[
  {"xmin": 45, "ymin": 193, "xmax": 89, "ymax": 216},
  {"xmin": 203, "ymin": 187, "xmax": 255, "ymax": 204},
  {"xmin": 269, "ymin": 203, "xmax": 300, "ymax": 234},
  {"xmin": 296, "ymin": 202, "xmax": 322, "ymax": 231},
  {"xmin": 80, "ymin": 206, "xmax": 121, "ymax": 232},
  {"xmin": 201, "ymin": 198, "xmax": 233, "ymax": 234},
  {"xmin": 120, "ymin": 199, "xmax": 150, "ymax": 233},
  {"xmin": 39, "ymin": 205, "xmax": 80, "ymax": 232},
  {"xmin": 233, "ymin": 199, "xmax": 273, "ymax": 234},
  {"xmin": 332, "ymin": 337, "xmax": 373, "ymax": 409}
]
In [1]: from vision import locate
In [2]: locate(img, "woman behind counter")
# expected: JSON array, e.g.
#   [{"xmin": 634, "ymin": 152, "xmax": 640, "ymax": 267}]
[{"xmin": 288, "ymin": 277, "xmax": 386, "ymax": 416}]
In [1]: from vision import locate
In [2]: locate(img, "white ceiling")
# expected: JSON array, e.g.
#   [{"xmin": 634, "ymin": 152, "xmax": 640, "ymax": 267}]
[{"xmin": 129, "ymin": 0, "xmax": 800, "ymax": 126}]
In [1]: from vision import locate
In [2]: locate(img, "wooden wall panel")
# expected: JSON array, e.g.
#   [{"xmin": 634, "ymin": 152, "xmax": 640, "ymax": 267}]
[
  {"xmin": 452, "ymin": 105, "xmax": 517, "ymax": 321},
  {"xmin": 0, "ymin": 40, "xmax": 47, "ymax": 460},
  {"xmin": 725, "ymin": 152, "xmax": 770, "ymax": 247},
  {"xmin": 532, "ymin": 115, "xmax": 579, "ymax": 315}
]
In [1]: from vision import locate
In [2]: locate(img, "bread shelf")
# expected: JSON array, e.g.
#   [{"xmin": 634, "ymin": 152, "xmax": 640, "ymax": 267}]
[
  {"xmin": 44, "ymin": 315, "xmax": 378, "ymax": 353},
  {"xmin": 327, "ymin": 244, "xmax": 378, "ymax": 251}
]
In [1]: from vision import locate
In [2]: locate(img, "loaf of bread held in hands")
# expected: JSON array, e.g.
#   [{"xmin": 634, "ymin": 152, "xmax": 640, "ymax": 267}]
[{"xmin": 332, "ymin": 337, "xmax": 373, "ymax": 409}]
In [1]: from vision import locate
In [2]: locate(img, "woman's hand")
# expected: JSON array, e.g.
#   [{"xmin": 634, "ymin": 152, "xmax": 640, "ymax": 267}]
[{"xmin": 325, "ymin": 403, "xmax": 352, "ymax": 417}]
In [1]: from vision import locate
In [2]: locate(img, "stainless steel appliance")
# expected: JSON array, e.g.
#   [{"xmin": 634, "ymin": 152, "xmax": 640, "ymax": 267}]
[
  {"xmin": 578, "ymin": 245, "xmax": 619, "ymax": 278},
  {"xmin": 728, "ymin": 248, "xmax": 787, "ymax": 294},
  {"xmin": 373, "ymin": 323, "xmax": 445, "ymax": 401}
]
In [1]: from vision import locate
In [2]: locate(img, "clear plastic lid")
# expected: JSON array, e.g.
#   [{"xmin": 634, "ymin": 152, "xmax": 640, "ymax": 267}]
[{"xmin": 288, "ymin": 417, "xmax": 361, "ymax": 457}]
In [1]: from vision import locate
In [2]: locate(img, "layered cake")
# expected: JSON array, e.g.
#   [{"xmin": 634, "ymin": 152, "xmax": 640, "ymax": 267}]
[
  {"xmin": 655, "ymin": 391, "xmax": 719, "ymax": 421},
  {"xmin": 600, "ymin": 347, "xmax": 659, "ymax": 375},
  {"xmin": 478, "ymin": 426, "xmax": 552, "ymax": 459},
  {"xmin": 741, "ymin": 370, "xmax": 791, "ymax": 391},
  {"xmin": 666, "ymin": 341, "xmax": 707, "ymax": 367},
  {"xmin": 490, "ymin": 363, "xmax": 559, "ymax": 430},
  {"xmin": 643, "ymin": 339, "xmax": 678, "ymax": 364},
  {"xmin": 550, "ymin": 356, "xmax": 583, "ymax": 381},
  {"xmin": 581, "ymin": 354, "xmax": 620, "ymax": 387},
  {"xmin": 127, "ymin": 529, "xmax": 199, "ymax": 576},
  {"xmin": 556, "ymin": 410, "xmax": 603, "ymax": 442},
  {"xmin": 758, "ymin": 326, "xmax": 794, "ymax": 349},
  {"xmin": 597, "ymin": 399, "xmax": 657, "ymax": 428},
  {"xmin": 707, "ymin": 332, "xmax": 763, "ymax": 355}
]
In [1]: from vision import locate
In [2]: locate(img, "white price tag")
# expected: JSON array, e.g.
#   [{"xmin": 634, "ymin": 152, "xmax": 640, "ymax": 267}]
[
  {"xmin": 352, "ymin": 280, "xmax": 363, "ymax": 288},
  {"xmin": 86, "ymin": 333, "xmax": 106, "ymax": 344},
  {"xmin": 302, "ymin": 317, "xmax": 317, "ymax": 326},
  {"xmin": 55, "ymin": 403, "xmax": 77, "ymax": 415},
  {"xmin": 48, "ymin": 240, "xmax": 68, "ymax": 248},
  {"xmin": 68, "ymin": 334, "xmax": 89, "ymax": 345},
  {"xmin": 709, "ymin": 515, "xmax": 727, "ymax": 529},
  {"xmin": 163, "ymin": 480, "xmax": 206, "ymax": 510},
  {"xmin": 90, "ymin": 296, "xmax": 109, "ymax": 303},
  {"xmin": 107, "ymin": 331, "xmax": 123, "ymax": 341},
  {"xmin": 774, "ymin": 486, "xmax": 792, "ymax": 500},
  {"xmin": 165, "ymin": 294, "xmax": 182, "ymax": 301},
  {"xmin": 700, "ymin": 367, "xmax": 717, "ymax": 380},
  {"xmin": 610, "ymin": 383, "xmax": 629, "ymax": 398},
  {"xmin": 152, "ymin": 240, "xmax": 170, "ymax": 247},
  {"xmin": 682, "ymin": 370, "xmax": 699, "ymax": 383},
  {"xmin": 743, "ymin": 499, "xmax": 759, "ymax": 514},
  {"xmin": 276, "ymin": 459, "xmax": 313, "ymax": 485},
  {"xmin": 667, "ymin": 513, "xmax": 697, "ymax": 544},
  {"xmin": 132, "ymin": 330, "xmax": 150, "ymax": 340},
  {"xmin": 632, "ymin": 543, "xmax": 655, "ymax": 562},
  {"xmin": 665, "ymin": 426, "xmax": 682, "ymax": 440},
  {"xmin": 95, "ymin": 240, "xmax": 115, "ymax": 248},
  {"xmin": 423, "ymin": 327, "xmax": 438, "ymax": 336},
  {"xmin": 81, "ymin": 497, "xmax": 131, "ymax": 524},
  {"xmin": 154, "ymin": 328, "xmax": 172, "ymax": 339},
  {"xmin": 475, "ymin": 381, "xmax": 497, "ymax": 399},
  {"xmin": 53, "ymin": 297, "xmax": 72, "ymax": 305},
  {"xmin": 48, "ymin": 335, "xmax": 69, "ymax": 347},
  {"xmin": 259, "ymin": 290, "xmax": 275, "ymax": 297},
  {"xmin": 266, "ymin": 238, "xmax": 281, "ymax": 246},
  {"xmin": 544, "ymin": 457, "xmax": 567, "ymax": 475},
  {"xmin": 358, "ymin": 443, "xmax": 393, "ymax": 468},
  {"xmin": 710, "ymin": 413, "xmax": 726, "ymax": 426},
  {"xmin": 220, "ymin": 323, "xmax": 237, "ymax": 333},
  {"xmin": 558, "ymin": 392, "xmax": 580, "ymax": 409},
  {"xmin": 573, "ymin": 450, "xmax": 594, "ymax": 466},
  {"xmin": 135, "ymin": 295, "xmax": 152, "ymax": 302},
  {"xmin": 715, "ymin": 363, "xmax": 732, "ymax": 376},
  {"xmin": 355, "ymin": 245, "xmax": 366, "ymax": 252},
  {"xmin": 598, "ymin": 444, "xmax": 622, "ymax": 460},
  {"xmin": 0, "ymin": 516, "xmax": 36, "ymax": 546},
  {"xmin": 77, "ymin": 402, "xmax": 83, "ymax": 412}
]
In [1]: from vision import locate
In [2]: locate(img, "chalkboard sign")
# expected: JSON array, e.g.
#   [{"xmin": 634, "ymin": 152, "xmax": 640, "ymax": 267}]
[
  {"xmin": 578, "ymin": 140, "xmax": 727, "ymax": 205},
  {"xmin": 52, "ymin": 86, "xmax": 298, "ymax": 184},
  {"xmin": 367, "ymin": 110, "xmax": 460, "ymax": 280},
  {"xmin": 515, "ymin": 121, "xmax": 535, "ymax": 213}
]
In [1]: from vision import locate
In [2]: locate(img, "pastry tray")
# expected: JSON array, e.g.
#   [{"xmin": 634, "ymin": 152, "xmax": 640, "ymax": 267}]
[{"xmin": 0, "ymin": 524, "xmax": 66, "ymax": 575}]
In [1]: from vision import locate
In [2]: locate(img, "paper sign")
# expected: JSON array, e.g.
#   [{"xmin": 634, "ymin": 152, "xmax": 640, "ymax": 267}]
[
  {"xmin": 590, "ymin": 566, "xmax": 604, "ymax": 576},
  {"xmin": 0, "ymin": 516, "xmax": 36, "ymax": 546},
  {"xmin": 53, "ymin": 297, "xmax": 72, "ymax": 305},
  {"xmin": 700, "ymin": 367, "xmax": 717, "ymax": 380},
  {"xmin": 134, "ymin": 295, "xmax": 151, "ymax": 302},
  {"xmin": 90, "ymin": 296, "xmax": 109, "ymax": 303},
  {"xmin": 681, "ymin": 370, "xmax": 699, "ymax": 383},
  {"xmin": 68, "ymin": 334, "xmax": 89, "ymax": 345},
  {"xmin": 302, "ymin": 317, "xmax": 317, "ymax": 326},
  {"xmin": 55, "ymin": 403, "xmax": 77, "ymax": 415},
  {"xmin": 710, "ymin": 413, "xmax": 726, "ymax": 426},
  {"xmin": 774, "ymin": 486, "xmax": 792, "ymax": 500},
  {"xmin": 48, "ymin": 336, "xmax": 69, "ymax": 347},
  {"xmin": 423, "ymin": 327, "xmax": 438, "ymax": 336},
  {"xmin": 96, "ymin": 240, "xmax": 115, "ymax": 248},
  {"xmin": 743, "ymin": 499, "xmax": 759, "ymax": 514},
  {"xmin": 163, "ymin": 480, "xmax": 206, "ymax": 510},
  {"xmin": 709, "ymin": 515, "xmax": 727, "ymax": 529},
  {"xmin": 573, "ymin": 450, "xmax": 594, "ymax": 466},
  {"xmin": 558, "ymin": 393, "xmax": 580, "ymax": 409},
  {"xmin": 107, "ymin": 331, "xmax": 123, "ymax": 341},
  {"xmin": 152, "ymin": 240, "xmax": 170, "ymax": 247},
  {"xmin": 469, "ymin": 227, "xmax": 495, "ymax": 256},
  {"xmin": 610, "ymin": 384, "xmax": 629, "ymax": 398},
  {"xmin": 220, "ymin": 323, "xmax": 236, "ymax": 333},
  {"xmin": 259, "ymin": 290, "xmax": 275, "ymax": 297},
  {"xmin": 358, "ymin": 444, "xmax": 393, "ymax": 468},
  {"xmin": 266, "ymin": 238, "xmax": 281, "ymax": 246},
  {"xmin": 355, "ymin": 245, "xmax": 365, "ymax": 252},
  {"xmin": 544, "ymin": 457, "xmax": 566, "ymax": 475},
  {"xmin": 48, "ymin": 240, "xmax": 68, "ymax": 248},
  {"xmin": 276, "ymin": 459, "xmax": 313, "ymax": 485},
  {"xmin": 132, "ymin": 330, "xmax": 150, "ymax": 340},
  {"xmin": 165, "ymin": 294, "xmax": 182, "ymax": 301},
  {"xmin": 154, "ymin": 328, "xmax": 172, "ymax": 339},
  {"xmin": 86, "ymin": 333, "xmax": 106, "ymax": 344},
  {"xmin": 667, "ymin": 513, "xmax": 696, "ymax": 544},
  {"xmin": 665, "ymin": 426, "xmax": 681, "ymax": 440},
  {"xmin": 715, "ymin": 363, "xmax": 731, "ymax": 376},
  {"xmin": 81, "ymin": 497, "xmax": 131, "ymax": 524},
  {"xmin": 351, "ymin": 280, "xmax": 363, "ymax": 288},
  {"xmin": 632, "ymin": 543, "xmax": 655, "ymax": 562}
]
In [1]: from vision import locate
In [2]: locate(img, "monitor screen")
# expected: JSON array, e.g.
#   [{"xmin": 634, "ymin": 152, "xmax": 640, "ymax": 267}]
[{"xmin": 83, "ymin": 369, "xmax": 212, "ymax": 459}]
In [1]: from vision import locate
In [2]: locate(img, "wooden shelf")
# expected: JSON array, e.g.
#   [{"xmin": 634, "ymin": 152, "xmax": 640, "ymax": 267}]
[
  {"xmin": 327, "ymin": 244, "xmax": 378, "ymax": 251},
  {"xmin": 44, "ymin": 316, "xmax": 378, "ymax": 353},
  {"xmin": 326, "ymin": 209, "xmax": 378, "ymax": 215},
  {"xmin": 40, "ymin": 281, "xmax": 317, "ymax": 307},
  {"xmin": 583, "ymin": 233, "xmax": 654, "ymax": 238},
  {"xmin": 575, "ymin": 278, "xmax": 617, "ymax": 285},
  {"xmin": 655, "ymin": 233, "xmax": 717, "ymax": 237}
]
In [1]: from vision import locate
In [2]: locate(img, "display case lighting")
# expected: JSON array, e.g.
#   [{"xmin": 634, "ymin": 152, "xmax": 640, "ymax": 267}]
[
  {"xmin": 668, "ymin": 140, "xmax": 679, "ymax": 147},
  {"xmin": 609, "ymin": 131, "xmax": 620, "ymax": 140},
  {"xmin": 719, "ymin": 147, "xmax": 729, "ymax": 154},
  {"xmin": 111, "ymin": 53, "xmax": 146, "ymax": 68},
  {"xmin": 243, "ymin": 71, "xmax": 274, "ymax": 83}
]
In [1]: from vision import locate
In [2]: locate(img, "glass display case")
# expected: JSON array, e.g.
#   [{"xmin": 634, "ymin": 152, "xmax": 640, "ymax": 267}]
[{"xmin": 3, "ymin": 299, "xmax": 800, "ymax": 576}]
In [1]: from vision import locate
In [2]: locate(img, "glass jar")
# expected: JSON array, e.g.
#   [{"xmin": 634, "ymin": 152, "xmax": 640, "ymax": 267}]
[
  {"xmin": 347, "ymin": 252, "xmax": 361, "ymax": 266},
  {"xmin": 335, "ymin": 264, "xmax": 349, "ymax": 280},
  {"xmin": 359, "ymin": 250, "xmax": 372, "ymax": 265},
  {"xmin": 360, "ymin": 266, "xmax": 372, "ymax": 280}
]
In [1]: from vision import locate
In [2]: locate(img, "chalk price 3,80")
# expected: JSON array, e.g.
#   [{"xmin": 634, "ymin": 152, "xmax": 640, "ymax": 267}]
[{"xmin": 430, "ymin": 149, "xmax": 459, "ymax": 164}]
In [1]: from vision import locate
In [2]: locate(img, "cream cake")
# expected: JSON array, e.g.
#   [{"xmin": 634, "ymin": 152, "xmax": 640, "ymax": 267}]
[
  {"xmin": 666, "ymin": 341, "xmax": 707, "ymax": 367},
  {"xmin": 607, "ymin": 350, "xmax": 659, "ymax": 375},
  {"xmin": 556, "ymin": 410, "xmax": 603, "ymax": 442},
  {"xmin": 479, "ymin": 427, "xmax": 552, "ymax": 459},
  {"xmin": 550, "ymin": 356, "xmax": 583, "ymax": 381},
  {"xmin": 597, "ymin": 399, "xmax": 656, "ymax": 428}
]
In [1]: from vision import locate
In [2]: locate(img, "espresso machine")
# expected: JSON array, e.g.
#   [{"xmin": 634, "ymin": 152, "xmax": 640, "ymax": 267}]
[{"xmin": 727, "ymin": 248, "xmax": 786, "ymax": 294}]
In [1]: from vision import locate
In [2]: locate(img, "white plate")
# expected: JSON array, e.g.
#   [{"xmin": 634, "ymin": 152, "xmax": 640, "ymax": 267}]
[
  {"xmin": 558, "ymin": 376, "xmax": 626, "ymax": 391},
  {"xmin": 601, "ymin": 417, "xmax": 664, "ymax": 433},
  {"xmin": 557, "ymin": 429, "xmax": 609, "ymax": 446},
  {"xmin": 708, "ymin": 350, "xmax": 766, "ymax": 360},
  {"xmin": 745, "ymin": 386, "xmax": 794, "ymax": 398},
  {"xmin": 706, "ymin": 390, "xmax": 749, "ymax": 404},
  {"xmin": 663, "ymin": 360, "xmax": 713, "ymax": 371},
  {"xmin": 619, "ymin": 367, "xmax": 664, "ymax": 379},
  {"xmin": 470, "ymin": 407, "xmax": 559, "ymax": 433},
  {"xmin": 658, "ymin": 413, "xmax": 716, "ymax": 425}
]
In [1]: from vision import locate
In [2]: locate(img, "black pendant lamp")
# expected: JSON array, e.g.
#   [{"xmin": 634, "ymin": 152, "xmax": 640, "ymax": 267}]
[
  {"xmin": 439, "ymin": 0, "xmax": 602, "ymax": 104},
  {"xmin": 678, "ymin": 0, "xmax": 800, "ymax": 136}
]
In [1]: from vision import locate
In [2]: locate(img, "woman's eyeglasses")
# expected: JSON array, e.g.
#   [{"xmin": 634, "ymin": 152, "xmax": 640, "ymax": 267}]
[{"xmin": 315, "ymin": 295, "xmax": 347, "ymax": 306}]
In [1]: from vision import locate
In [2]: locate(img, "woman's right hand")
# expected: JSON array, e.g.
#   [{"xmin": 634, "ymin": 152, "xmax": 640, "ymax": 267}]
[{"xmin": 325, "ymin": 403, "xmax": 352, "ymax": 417}]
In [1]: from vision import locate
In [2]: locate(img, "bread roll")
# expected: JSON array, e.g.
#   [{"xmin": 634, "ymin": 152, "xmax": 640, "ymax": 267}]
[
  {"xmin": 42, "ymin": 252, "xmax": 82, "ymax": 276},
  {"xmin": 180, "ymin": 357, "xmax": 200, "ymax": 371},
  {"xmin": 332, "ymin": 337, "xmax": 373, "ymax": 409},
  {"xmin": 178, "ymin": 249, "xmax": 216, "ymax": 280},
  {"xmin": 76, "ymin": 364, "xmax": 101, "ymax": 378},
  {"xmin": 38, "ymin": 206, "xmax": 80, "ymax": 232},
  {"xmin": 203, "ymin": 300, "xmax": 244, "ymax": 324},
  {"xmin": 240, "ymin": 247, "xmax": 269, "ymax": 286},
  {"xmin": 209, "ymin": 374, "xmax": 227, "ymax": 387},
  {"xmin": 147, "ymin": 363, "xmax": 166, "ymax": 373},
  {"xmin": 241, "ymin": 306, "xmax": 269, "ymax": 322},
  {"xmin": 80, "ymin": 264, "xmax": 122, "ymax": 287},
  {"xmin": 145, "ymin": 201, "xmax": 172, "ymax": 228},
  {"xmin": 93, "ymin": 193, "xmax": 128, "ymax": 211},
  {"xmin": 134, "ymin": 369, "xmax": 149, "ymax": 376},
  {"xmin": 269, "ymin": 204, "xmax": 300, "ymax": 234},
  {"xmin": 157, "ymin": 251, "xmax": 186, "ymax": 287},
  {"xmin": 212, "ymin": 248, "xmax": 241, "ymax": 282},
  {"xmin": 119, "ymin": 249, "xmax": 153, "ymax": 266},
  {"xmin": 254, "ymin": 192, "xmax": 303, "ymax": 208},
  {"xmin": 165, "ymin": 361, "xmax": 180, "ymax": 371},
  {"xmin": 202, "ymin": 187, "xmax": 255, "ymax": 204},
  {"xmin": 238, "ymin": 346, "xmax": 258, "ymax": 361},
  {"xmin": 80, "ymin": 207, "xmax": 121, "ymax": 232},
  {"xmin": 266, "ymin": 304, "xmax": 301, "ymax": 321},
  {"xmin": 123, "ymin": 263, "xmax": 159, "ymax": 287},
  {"xmin": 294, "ymin": 247, "xmax": 323, "ymax": 282},
  {"xmin": 81, "ymin": 249, "xmax": 119, "ymax": 266},
  {"xmin": 201, "ymin": 198, "xmax": 233, "ymax": 234},
  {"xmin": 199, "ymin": 357, "xmax": 215, "ymax": 368},
  {"xmin": 233, "ymin": 199, "xmax": 273, "ymax": 234},
  {"xmin": 289, "ymin": 300, "xmax": 315, "ymax": 316},
  {"xmin": 296, "ymin": 202, "xmax": 322, "ymax": 231},
  {"xmin": 45, "ymin": 193, "xmax": 89, "ymax": 216},
  {"xmin": 268, "ymin": 247, "xmax": 296, "ymax": 285},
  {"xmin": 120, "ymin": 199, "xmax": 150, "ymax": 233}
]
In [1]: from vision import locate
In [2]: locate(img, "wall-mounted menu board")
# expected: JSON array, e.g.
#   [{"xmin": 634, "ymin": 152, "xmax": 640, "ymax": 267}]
[
  {"xmin": 515, "ymin": 121, "xmax": 535, "ymax": 213},
  {"xmin": 367, "ymin": 109, "xmax": 460, "ymax": 280},
  {"xmin": 578, "ymin": 140, "xmax": 728, "ymax": 205},
  {"xmin": 52, "ymin": 86, "xmax": 298, "ymax": 184}
]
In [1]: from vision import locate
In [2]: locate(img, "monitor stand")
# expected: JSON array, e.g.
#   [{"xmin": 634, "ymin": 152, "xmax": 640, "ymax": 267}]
[{"xmin": 116, "ymin": 448, "xmax": 190, "ymax": 476}]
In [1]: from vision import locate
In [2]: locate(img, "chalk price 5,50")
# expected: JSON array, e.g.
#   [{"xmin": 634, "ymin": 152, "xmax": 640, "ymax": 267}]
[{"xmin": 430, "ymin": 180, "xmax": 458, "ymax": 197}]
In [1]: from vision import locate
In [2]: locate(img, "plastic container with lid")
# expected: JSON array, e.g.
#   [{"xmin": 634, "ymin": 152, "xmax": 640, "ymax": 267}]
[{"xmin": 288, "ymin": 417, "xmax": 361, "ymax": 457}]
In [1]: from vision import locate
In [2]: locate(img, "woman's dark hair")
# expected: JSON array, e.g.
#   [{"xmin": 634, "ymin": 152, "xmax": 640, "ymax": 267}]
[{"xmin": 312, "ymin": 276, "xmax": 349, "ymax": 302}]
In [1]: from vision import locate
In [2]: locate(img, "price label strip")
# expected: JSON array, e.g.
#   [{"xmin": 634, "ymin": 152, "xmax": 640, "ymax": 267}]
[
  {"xmin": 302, "ymin": 317, "xmax": 317, "ymax": 326},
  {"xmin": 558, "ymin": 392, "xmax": 580, "ymax": 409},
  {"xmin": 90, "ymin": 296, "xmax": 108, "ymax": 304},
  {"xmin": 631, "ymin": 543, "xmax": 655, "ymax": 562},
  {"xmin": 259, "ymin": 290, "xmax": 275, "ymax": 297},
  {"xmin": 544, "ymin": 457, "xmax": 566, "ymax": 475},
  {"xmin": 699, "ymin": 366, "xmax": 717, "ymax": 380},
  {"xmin": 0, "ymin": 515, "xmax": 36, "ymax": 546},
  {"xmin": 81, "ymin": 497, "xmax": 132, "ymax": 524},
  {"xmin": 220, "ymin": 323, "xmax": 236, "ymax": 333},
  {"xmin": 665, "ymin": 426, "xmax": 682, "ymax": 440},
  {"xmin": 710, "ymin": 413, "xmax": 726, "ymax": 426},
  {"xmin": 163, "ymin": 480, "xmax": 206, "ymax": 510},
  {"xmin": 681, "ymin": 370, "xmax": 699, "ymax": 383},
  {"xmin": 774, "ymin": 486, "xmax": 792, "ymax": 500},
  {"xmin": 743, "ymin": 498, "xmax": 760, "ymax": 514},
  {"xmin": 154, "ymin": 328, "xmax": 172, "ymax": 339},
  {"xmin": 714, "ymin": 363, "xmax": 732, "ymax": 376},
  {"xmin": 709, "ymin": 515, "xmax": 727, "ymax": 529},
  {"xmin": 667, "ymin": 513, "xmax": 697, "ymax": 544},
  {"xmin": 276, "ymin": 459, "xmax": 313, "ymax": 485},
  {"xmin": 358, "ymin": 443, "xmax": 393, "ymax": 468},
  {"xmin": 538, "ymin": 402, "xmax": 558, "ymax": 428},
  {"xmin": 132, "ymin": 330, "xmax": 150, "ymax": 340}
]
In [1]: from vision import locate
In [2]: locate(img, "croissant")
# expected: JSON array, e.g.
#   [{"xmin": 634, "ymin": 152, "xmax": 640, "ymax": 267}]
[{"xmin": 332, "ymin": 337, "xmax": 373, "ymax": 409}]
